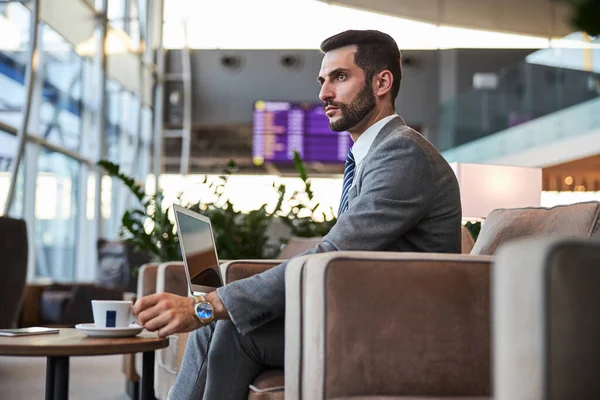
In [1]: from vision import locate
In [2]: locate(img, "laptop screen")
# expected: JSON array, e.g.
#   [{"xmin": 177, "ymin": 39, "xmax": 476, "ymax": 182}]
[{"xmin": 176, "ymin": 211, "xmax": 223, "ymax": 288}]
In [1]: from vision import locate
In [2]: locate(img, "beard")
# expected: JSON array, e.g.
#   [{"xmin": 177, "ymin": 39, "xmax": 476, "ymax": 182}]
[{"xmin": 324, "ymin": 83, "xmax": 376, "ymax": 132}]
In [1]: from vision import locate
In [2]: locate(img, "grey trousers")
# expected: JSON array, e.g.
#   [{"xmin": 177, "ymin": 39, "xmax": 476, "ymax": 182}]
[{"xmin": 169, "ymin": 319, "xmax": 284, "ymax": 400}]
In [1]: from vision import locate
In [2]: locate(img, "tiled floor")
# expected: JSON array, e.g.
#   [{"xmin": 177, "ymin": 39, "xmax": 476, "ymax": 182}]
[{"xmin": 0, "ymin": 354, "xmax": 130, "ymax": 399}]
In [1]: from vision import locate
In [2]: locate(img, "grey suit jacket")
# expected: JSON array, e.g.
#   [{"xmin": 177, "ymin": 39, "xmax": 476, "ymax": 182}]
[{"xmin": 217, "ymin": 116, "xmax": 461, "ymax": 334}]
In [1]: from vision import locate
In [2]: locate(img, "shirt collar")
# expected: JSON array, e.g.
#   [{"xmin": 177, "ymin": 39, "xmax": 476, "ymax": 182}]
[{"xmin": 351, "ymin": 114, "xmax": 398, "ymax": 165}]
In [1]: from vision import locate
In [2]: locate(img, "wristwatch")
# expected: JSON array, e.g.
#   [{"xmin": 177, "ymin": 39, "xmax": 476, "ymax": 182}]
[{"xmin": 193, "ymin": 295, "xmax": 214, "ymax": 324}]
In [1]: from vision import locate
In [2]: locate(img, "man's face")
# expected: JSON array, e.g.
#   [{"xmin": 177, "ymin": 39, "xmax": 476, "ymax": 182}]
[{"xmin": 318, "ymin": 46, "xmax": 376, "ymax": 132}]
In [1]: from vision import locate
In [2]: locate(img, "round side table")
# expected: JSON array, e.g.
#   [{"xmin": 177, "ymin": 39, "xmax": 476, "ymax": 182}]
[{"xmin": 0, "ymin": 328, "xmax": 169, "ymax": 400}]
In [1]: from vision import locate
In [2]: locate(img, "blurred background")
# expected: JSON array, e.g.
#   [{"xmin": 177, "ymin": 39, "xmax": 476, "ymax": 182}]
[{"xmin": 0, "ymin": 0, "xmax": 599, "ymax": 284}]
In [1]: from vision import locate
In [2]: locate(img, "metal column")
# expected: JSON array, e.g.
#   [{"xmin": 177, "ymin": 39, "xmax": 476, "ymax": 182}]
[
  {"xmin": 152, "ymin": 0, "xmax": 165, "ymax": 193},
  {"xmin": 94, "ymin": 0, "xmax": 109, "ymax": 240},
  {"xmin": 180, "ymin": 19, "xmax": 193, "ymax": 176}
]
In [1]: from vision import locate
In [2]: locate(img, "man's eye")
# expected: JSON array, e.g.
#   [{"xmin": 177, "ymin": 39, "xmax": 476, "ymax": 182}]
[{"xmin": 337, "ymin": 73, "xmax": 346, "ymax": 80}]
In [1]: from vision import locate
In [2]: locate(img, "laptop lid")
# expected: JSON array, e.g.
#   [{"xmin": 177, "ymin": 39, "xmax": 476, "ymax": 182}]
[{"xmin": 173, "ymin": 204, "xmax": 224, "ymax": 295}]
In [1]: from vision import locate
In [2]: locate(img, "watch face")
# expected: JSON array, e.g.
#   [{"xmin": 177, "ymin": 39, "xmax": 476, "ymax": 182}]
[{"xmin": 195, "ymin": 302, "xmax": 213, "ymax": 320}]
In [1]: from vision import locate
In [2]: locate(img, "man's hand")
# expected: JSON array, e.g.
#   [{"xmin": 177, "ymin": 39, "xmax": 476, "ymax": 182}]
[
  {"xmin": 133, "ymin": 291, "xmax": 231, "ymax": 338},
  {"xmin": 133, "ymin": 293, "xmax": 202, "ymax": 337},
  {"xmin": 206, "ymin": 290, "xmax": 230, "ymax": 320}
]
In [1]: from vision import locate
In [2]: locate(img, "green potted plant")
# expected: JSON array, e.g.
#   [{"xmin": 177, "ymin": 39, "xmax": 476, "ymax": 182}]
[{"xmin": 97, "ymin": 153, "xmax": 337, "ymax": 268}]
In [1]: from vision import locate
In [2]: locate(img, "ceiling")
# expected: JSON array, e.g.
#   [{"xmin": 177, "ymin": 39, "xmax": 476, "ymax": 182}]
[{"xmin": 317, "ymin": 0, "xmax": 574, "ymax": 38}]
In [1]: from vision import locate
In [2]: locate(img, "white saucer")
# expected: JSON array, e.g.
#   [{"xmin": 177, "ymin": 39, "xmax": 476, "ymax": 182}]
[{"xmin": 75, "ymin": 323, "xmax": 144, "ymax": 338}]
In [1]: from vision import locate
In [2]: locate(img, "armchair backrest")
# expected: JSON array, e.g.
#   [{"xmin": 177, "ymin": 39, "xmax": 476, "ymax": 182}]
[
  {"xmin": 277, "ymin": 237, "xmax": 322, "ymax": 259},
  {"xmin": 472, "ymin": 201, "xmax": 600, "ymax": 255},
  {"xmin": 461, "ymin": 225, "xmax": 475, "ymax": 254},
  {"xmin": 0, "ymin": 217, "xmax": 28, "ymax": 328}
]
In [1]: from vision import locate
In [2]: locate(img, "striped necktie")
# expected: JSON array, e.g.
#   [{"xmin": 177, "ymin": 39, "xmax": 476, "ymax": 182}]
[{"xmin": 338, "ymin": 149, "xmax": 355, "ymax": 216}]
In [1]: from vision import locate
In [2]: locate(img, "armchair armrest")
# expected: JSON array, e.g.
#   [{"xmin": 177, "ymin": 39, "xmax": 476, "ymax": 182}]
[
  {"xmin": 285, "ymin": 251, "xmax": 493, "ymax": 400},
  {"xmin": 123, "ymin": 263, "xmax": 159, "ymax": 383}
]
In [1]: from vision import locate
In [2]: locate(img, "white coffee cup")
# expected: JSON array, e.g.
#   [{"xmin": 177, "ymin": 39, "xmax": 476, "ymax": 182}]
[{"xmin": 91, "ymin": 300, "xmax": 136, "ymax": 328}]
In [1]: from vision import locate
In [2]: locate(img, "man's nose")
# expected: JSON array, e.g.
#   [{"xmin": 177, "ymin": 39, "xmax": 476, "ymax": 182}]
[{"xmin": 319, "ymin": 82, "xmax": 334, "ymax": 103}]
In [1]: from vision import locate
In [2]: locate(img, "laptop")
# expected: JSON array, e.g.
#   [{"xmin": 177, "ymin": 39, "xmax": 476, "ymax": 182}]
[{"xmin": 173, "ymin": 204, "xmax": 224, "ymax": 296}]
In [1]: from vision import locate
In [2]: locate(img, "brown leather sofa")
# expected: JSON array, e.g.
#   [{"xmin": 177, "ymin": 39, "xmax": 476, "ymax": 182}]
[{"xmin": 140, "ymin": 202, "xmax": 600, "ymax": 399}]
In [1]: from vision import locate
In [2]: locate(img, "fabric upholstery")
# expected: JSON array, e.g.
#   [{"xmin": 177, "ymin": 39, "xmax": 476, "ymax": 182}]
[
  {"xmin": 39, "ymin": 290, "xmax": 71, "ymax": 323},
  {"xmin": 286, "ymin": 252, "xmax": 494, "ymax": 399},
  {"xmin": 154, "ymin": 262, "xmax": 190, "ymax": 399},
  {"xmin": 248, "ymin": 390, "xmax": 284, "ymax": 400},
  {"xmin": 125, "ymin": 263, "xmax": 158, "ymax": 381},
  {"xmin": 494, "ymin": 238, "xmax": 600, "ymax": 400},
  {"xmin": 97, "ymin": 239, "xmax": 151, "ymax": 292},
  {"xmin": 157, "ymin": 263, "xmax": 189, "ymax": 296},
  {"xmin": 331, "ymin": 397, "xmax": 490, "ymax": 400},
  {"xmin": 277, "ymin": 237, "xmax": 322, "ymax": 259},
  {"xmin": 137, "ymin": 263, "xmax": 159, "ymax": 297},
  {"xmin": 141, "ymin": 260, "xmax": 280, "ymax": 399},
  {"xmin": 472, "ymin": 201, "xmax": 600, "ymax": 255},
  {"xmin": 0, "ymin": 217, "xmax": 28, "ymax": 329},
  {"xmin": 40, "ymin": 283, "xmax": 123, "ymax": 325},
  {"xmin": 461, "ymin": 225, "xmax": 475, "ymax": 254},
  {"xmin": 223, "ymin": 260, "xmax": 281, "ymax": 283},
  {"xmin": 20, "ymin": 283, "xmax": 48, "ymax": 327},
  {"xmin": 248, "ymin": 369, "xmax": 285, "ymax": 400}
]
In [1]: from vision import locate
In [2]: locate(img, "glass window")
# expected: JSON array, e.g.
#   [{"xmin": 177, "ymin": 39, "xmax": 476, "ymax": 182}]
[
  {"xmin": 80, "ymin": 59, "xmax": 101, "ymax": 160},
  {"xmin": 38, "ymin": 24, "xmax": 83, "ymax": 152},
  {"xmin": 107, "ymin": 80, "xmax": 121, "ymax": 164},
  {"xmin": 119, "ymin": 90, "xmax": 139, "ymax": 175},
  {"xmin": 0, "ymin": 130, "xmax": 17, "ymax": 215},
  {"xmin": 135, "ymin": 106, "xmax": 153, "ymax": 181},
  {"xmin": 103, "ymin": 81, "xmax": 124, "ymax": 240},
  {"xmin": 108, "ymin": 0, "xmax": 127, "ymax": 29},
  {"xmin": 35, "ymin": 150, "xmax": 80, "ymax": 281},
  {"xmin": 140, "ymin": 106, "xmax": 153, "ymax": 144},
  {"xmin": 0, "ymin": 2, "xmax": 30, "ymax": 129}
]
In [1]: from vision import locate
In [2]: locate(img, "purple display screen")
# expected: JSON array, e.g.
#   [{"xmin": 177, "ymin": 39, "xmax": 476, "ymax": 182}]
[{"xmin": 252, "ymin": 101, "xmax": 352, "ymax": 164}]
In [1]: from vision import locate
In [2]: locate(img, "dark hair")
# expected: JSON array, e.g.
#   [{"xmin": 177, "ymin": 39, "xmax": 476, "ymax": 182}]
[{"xmin": 320, "ymin": 30, "xmax": 402, "ymax": 105}]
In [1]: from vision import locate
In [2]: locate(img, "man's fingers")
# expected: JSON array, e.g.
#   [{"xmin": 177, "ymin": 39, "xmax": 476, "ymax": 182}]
[
  {"xmin": 133, "ymin": 293, "xmax": 164, "ymax": 315},
  {"xmin": 143, "ymin": 310, "xmax": 175, "ymax": 333},
  {"xmin": 157, "ymin": 320, "xmax": 181, "ymax": 338},
  {"xmin": 136, "ymin": 305, "xmax": 162, "ymax": 326}
]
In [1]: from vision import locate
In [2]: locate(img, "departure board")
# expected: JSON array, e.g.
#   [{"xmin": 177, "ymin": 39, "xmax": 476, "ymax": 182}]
[{"xmin": 252, "ymin": 101, "xmax": 352, "ymax": 165}]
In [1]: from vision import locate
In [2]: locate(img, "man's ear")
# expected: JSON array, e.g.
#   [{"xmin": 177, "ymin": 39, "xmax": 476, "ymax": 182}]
[{"xmin": 374, "ymin": 70, "xmax": 393, "ymax": 98}]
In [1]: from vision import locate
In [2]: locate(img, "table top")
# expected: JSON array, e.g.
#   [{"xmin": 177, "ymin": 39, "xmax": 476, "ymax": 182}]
[{"xmin": 0, "ymin": 329, "xmax": 169, "ymax": 357}]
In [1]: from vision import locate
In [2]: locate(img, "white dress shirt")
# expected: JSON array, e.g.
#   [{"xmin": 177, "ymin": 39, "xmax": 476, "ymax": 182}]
[{"xmin": 350, "ymin": 114, "xmax": 398, "ymax": 187}]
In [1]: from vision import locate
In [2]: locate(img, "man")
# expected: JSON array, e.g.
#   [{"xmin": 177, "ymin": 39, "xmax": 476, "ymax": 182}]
[{"xmin": 133, "ymin": 30, "xmax": 461, "ymax": 399}]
